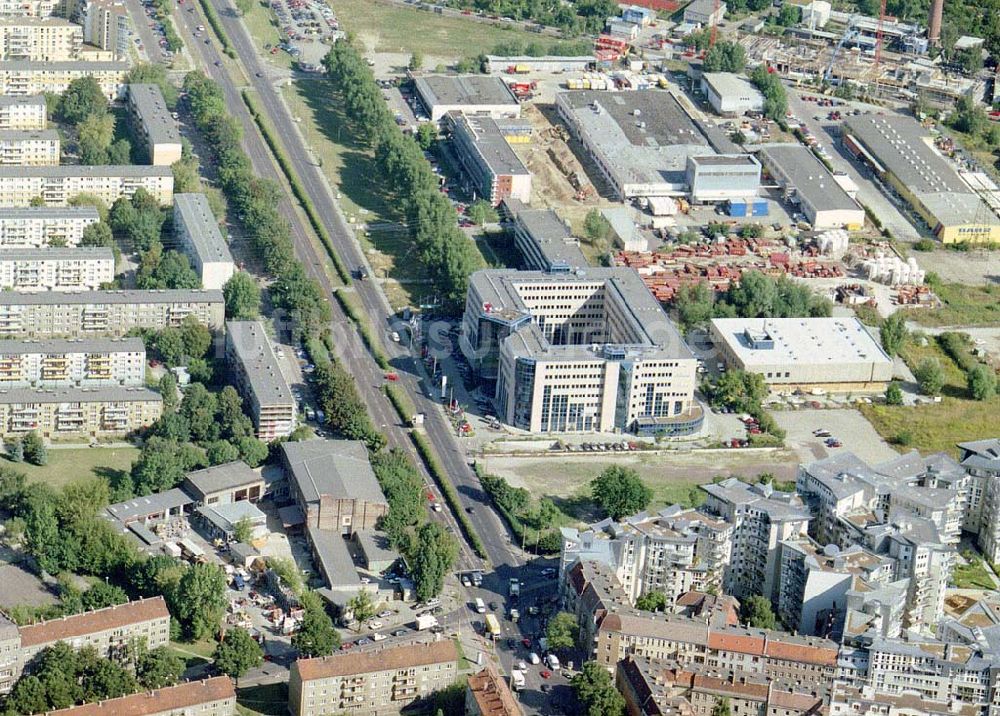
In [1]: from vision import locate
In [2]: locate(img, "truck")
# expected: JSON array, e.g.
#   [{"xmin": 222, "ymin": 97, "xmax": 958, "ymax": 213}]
[
  {"xmin": 485, "ymin": 614, "xmax": 501, "ymax": 639},
  {"xmin": 511, "ymin": 669, "xmax": 525, "ymax": 691},
  {"xmin": 509, "ymin": 578, "xmax": 520, "ymax": 599},
  {"xmin": 415, "ymin": 614, "xmax": 438, "ymax": 631}
]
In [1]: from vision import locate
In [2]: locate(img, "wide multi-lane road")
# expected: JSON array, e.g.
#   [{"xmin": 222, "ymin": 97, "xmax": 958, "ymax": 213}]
[{"xmin": 172, "ymin": 0, "xmax": 522, "ymax": 576}]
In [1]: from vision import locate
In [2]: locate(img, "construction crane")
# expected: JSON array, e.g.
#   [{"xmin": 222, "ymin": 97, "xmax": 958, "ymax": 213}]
[{"xmin": 709, "ymin": 0, "xmax": 720, "ymax": 47}]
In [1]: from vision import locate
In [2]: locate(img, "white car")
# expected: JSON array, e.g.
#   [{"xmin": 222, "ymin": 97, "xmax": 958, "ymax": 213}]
[
  {"xmin": 460, "ymin": 575, "xmax": 471, "ymax": 587},
  {"xmin": 377, "ymin": 610, "xmax": 393, "ymax": 619},
  {"xmin": 367, "ymin": 621, "xmax": 383, "ymax": 630},
  {"xmin": 529, "ymin": 652, "xmax": 541, "ymax": 665},
  {"xmin": 518, "ymin": 661, "xmax": 527, "ymax": 672}
]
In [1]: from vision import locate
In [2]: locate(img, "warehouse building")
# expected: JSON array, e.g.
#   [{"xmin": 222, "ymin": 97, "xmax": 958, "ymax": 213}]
[
  {"xmin": 758, "ymin": 144, "xmax": 866, "ymax": 230},
  {"xmin": 463, "ymin": 268, "xmax": 702, "ymax": 435},
  {"xmin": 414, "ymin": 74, "xmax": 520, "ymax": 122},
  {"xmin": 0, "ymin": 385, "xmax": 162, "ymax": 437},
  {"xmin": 843, "ymin": 114, "xmax": 1000, "ymax": 243},
  {"xmin": 0, "ymin": 17, "xmax": 82, "ymax": 62},
  {"xmin": 700, "ymin": 72, "xmax": 765, "ymax": 116},
  {"xmin": 0, "ymin": 129, "xmax": 58, "ymax": 165},
  {"xmin": 684, "ymin": 0, "xmax": 726, "ymax": 25},
  {"xmin": 685, "ymin": 154, "xmax": 761, "ymax": 204},
  {"xmin": 0, "ymin": 95, "xmax": 46, "ymax": 130},
  {"xmin": 709, "ymin": 317, "xmax": 893, "ymax": 392},
  {"xmin": 449, "ymin": 112, "xmax": 532, "ymax": 206},
  {"xmin": 484, "ymin": 55, "xmax": 593, "ymax": 74},
  {"xmin": 502, "ymin": 198, "xmax": 587, "ymax": 272},
  {"xmin": 126, "ymin": 83, "xmax": 182, "ymax": 166},
  {"xmin": 0, "ymin": 337, "xmax": 144, "ymax": 388},
  {"xmin": 173, "ymin": 193, "xmax": 234, "ymax": 289},
  {"xmin": 556, "ymin": 90, "xmax": 713, "ymax": 199},
  {"xmin": 0, "ymin": 164, "xmax": 173, "ymax": 207},
  {"xmin": 225, "ymin": 320, "xmax": 295, "ymax": 440},
  {"xmin": 0, "ymin": 60, "xmax": 128, "ymax": 98},
  {"xmin": 0, "ymin": 288, "xmax": 225, "ymax": 338},
  {"xmin": 0, "ymin": 206, "xmax": 100, "ymax": 247},
  {"xmin": 0, "ymin": 246, "xmax": 114, "ymax": 291}
]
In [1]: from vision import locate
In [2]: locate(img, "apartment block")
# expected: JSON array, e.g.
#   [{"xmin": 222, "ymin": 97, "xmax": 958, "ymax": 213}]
[
  {"xmin": 0, "ymin": 0, "xmax": 64, "ymax": 16},
  {"xmin": 830, "ymin": 684, "xmax": 979, "ymax": 716},
  {"xmin": 126, "ymin": 83, "xmax": 182, "ymax": 166},
  {"xmin": 960, "ymin": 439, "xmax": 1000, "ymax": 562},
  {"xmin": 0, "ymin": 206, "xmax": 100, "ymax": 247},
  {"xmin": 0, "ymin": 164, "xmax": 172, "ymax": 207},
  {"xmin": 448, "ymin": 112, "xmax": 532, "ymax": 206},
  {"xmin": 560, "ymin": 506, "xmax": 732, "ymax": 605},
  {"xmin": 0, "ymin": 337, "xmax": 143, "ymax": 388},
  {"xmin": 289, "ymin": 641, "xmax": 458, "ymax": 716},
  {"xmin": 225, "ymin": 320, "xmax": 295, "ymax": 440},
  {"xmin": 76, "ymin": 0, "xmax": 129, "ymax": 59},
  {"xmin": 0, "ymin": 288, "xmax": 224, "ymax": 338},
  {"xmin": 0, "ymin": 247, "xmax": 113, "ymax": 291},
  {"xmin": 0, "ymin": 60, "xmax": 127, "ymax": 99},
  {"xmin": 0, "ymin": 385, "xmax": 161, "ymax": 437},
  {"xmin": 0, "ymin": 95, "xmax": 46, "ymax": 130},
  {"xmin": 18, "ymin": 596, "xmax": 170, "ymax": 666},
  {"xmin": 0, "ymin": 129, "xmax": 58, "ymax": 165},
  {"xmin": 173, "ymin": 193, "xmax": 234, "ymax": 289},
  {"xmin": 700, "ymin": 478, "xmax": 811, "ymax": 602},
  {"xmin": 45, "ymin": 677, "xmax": 237, "ymax": 716},
  {"xmin": 0, "ymin": 17, "xmax": 82, "ymax": 61},
  {"xmin": 463, "ymin": 268, "xmax": 701, "ymax": 436}
]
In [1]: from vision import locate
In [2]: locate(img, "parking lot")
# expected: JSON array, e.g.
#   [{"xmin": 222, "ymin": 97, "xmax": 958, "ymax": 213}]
[
  {"xmin": 268, "ymin": 0, "xmax": 341, "ymax": 67},
  {"xmin": 774, "ymin": 408, "xmax": 899, "ymax": 464}
]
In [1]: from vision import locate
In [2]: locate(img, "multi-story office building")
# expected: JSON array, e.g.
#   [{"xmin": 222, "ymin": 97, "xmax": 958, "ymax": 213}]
[
  {"xmin": 0, "ymin": 17, "xmax": 82, "ymax": 61},
  {"xmin": 173, "ymin": 193, "xmax": 234, "ymax": 289},
  {"xmin": 76, "ymin": 0, "xmax": 129, "ymax": 58},
  {"xmin": 0, "ymin": 206, "xmax": 99, "ymax": 247},
  {"xmin": 463, "ymin": 268, "xmax": 701, "ymax": 435},
  {"xmin": 502, "ymin": 198, "xmax": 587, "ymax": 273},
  {"xmin": 700, "ymin": 478, "xmax": 812, "ymax": 602},
  {"xmin": 17, "ymin": 596, "xmax": 170, "ymax": 666},
  {"xmin": 0, "ymin": 337, "xmax": 143, "ymax": 388},
  {"xmin": 225, "ymin": 320, "xmax": 295, "ymax": 440},
  {"xmin": 0, "ymin": 246, "xmax": 113, "ymax": 291},
  {"xmin": 0, "ymin": 288, "xmax": 224, "ymax": 338},
  {"xmin": 126, "ymin": 83, "xmax": 182, "ymax": 166},
  {"xmin": 448, "ymin": 112, "xmax": 532, "ymax": 206},
  {"xmin": 560, "ymin": 506, "xmax": 732, "ymax": 604},
  {"xmin": 0, "ymin": 95, "xmax": 46, "ymax": 130},
  {"xmin": 0, "ymin": 129, "xmax": 58, "ymax": 165},
  {"xmin": 0, "ymin": 60, "xmax": 127, "ymax": 98},
  {"xmin": 289, "ymin": 641, "xmax": 458, "ymax": 715},
  {"xmin": 0, "ymin": 164, "xmax": 173, "ymax": 207},
  {"xmin": 0, "ymin": 385, "xmax": 161, "ymax": 437},
  {"xmin": 45, "ymin": 677, "xmax": 237, "ymax": 716}
]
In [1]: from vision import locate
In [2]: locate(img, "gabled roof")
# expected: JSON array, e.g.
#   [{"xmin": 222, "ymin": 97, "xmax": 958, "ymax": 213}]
[{"xmin": 282, "ymin": 439, "xmax": 386, "ymax": 506}]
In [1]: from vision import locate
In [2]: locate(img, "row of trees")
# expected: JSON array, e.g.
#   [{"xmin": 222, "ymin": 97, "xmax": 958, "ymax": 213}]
[
  {"xmin": 324, "ymin": 40, "xmax": 483, "ymax": 309},
  {"xmin": 749, "ymin": 66, "xmax": 788, "ymax": 123},
  {"xmin": 675, "ymin": 270, "xmax": 832, "ymax": 333},
  {"xmin": 443, "ymin": 0, "xmax": 617, "ymax": 35},
  {"xmin": 702, "ymin": 41, "xmax": 747, "ymax": 74},
  {"xmin": 183, "ymin": 71, "xmax": 331, "ymax": 341},
  {"xmin": 139, "ymin": 315, "xmax": 214, "ymax": 376}
]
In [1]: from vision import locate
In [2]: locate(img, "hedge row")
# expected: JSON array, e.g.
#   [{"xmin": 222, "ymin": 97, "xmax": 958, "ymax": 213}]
[
  {"xmin": 241, "ymin": 89, "xmax": 352, "ymax": 285},
  {"xmin": 196, "ymin": 0, "xmax": 236, "ymax": 58},
  {"xmin": 383, "ymin": 383, "xmax": 416, "ymax": 425},
  {"xmin": 332, "ymin": 288, "xmax": 389, "ymax": 369},
  {"xmin": 411, "ymin": 431, "xmax": 487, "ymax": 559}
]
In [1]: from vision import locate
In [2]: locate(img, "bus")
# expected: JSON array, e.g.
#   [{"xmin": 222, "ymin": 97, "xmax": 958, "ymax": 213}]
[{"xmin": 484, "ymin": 614, "xmax": 501, "ymax": 640}]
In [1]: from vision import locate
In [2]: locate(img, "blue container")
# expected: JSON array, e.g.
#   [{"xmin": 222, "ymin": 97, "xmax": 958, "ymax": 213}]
[
  {"xmin": 751, "ymin": 199, "xmax": 769, "ymax": 216},
  {"xmin": 727, "ymin": 199, "xmax": 748, "ymax": 217}
]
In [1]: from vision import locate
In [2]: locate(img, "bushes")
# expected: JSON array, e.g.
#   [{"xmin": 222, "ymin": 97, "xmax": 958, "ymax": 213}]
[
  {"xmin": 479, "ymin": 471, "xmax": 560, "ymax": 555},
  {"xmin": 332, "ymin": 289, "xmax": 389, "ymax": 369},
  {"xmin": 196, "ymin": 0, "xmax": 236, "ymax": 57},
  {"xmin": 383, "ymin": 383, "xmax": 416, "ymax": 425}
]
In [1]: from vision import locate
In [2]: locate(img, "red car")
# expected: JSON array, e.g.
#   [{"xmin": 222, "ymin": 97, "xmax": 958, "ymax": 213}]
[
  {"xmin": 340, "ymin": 642, "xmax": 354, "ymax": 650},
  {"xmin": 522, "ymin": 638, "xmax": 532, "ymax": 648},
  {"xmin": 540, "ymin": 670, "xmax": 552, "ymax": 679}
]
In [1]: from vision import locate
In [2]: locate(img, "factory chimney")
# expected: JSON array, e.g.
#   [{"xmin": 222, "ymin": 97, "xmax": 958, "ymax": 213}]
[{"xmin": 928, "ymin": 0, "xmax": 943, "ymax": 44}]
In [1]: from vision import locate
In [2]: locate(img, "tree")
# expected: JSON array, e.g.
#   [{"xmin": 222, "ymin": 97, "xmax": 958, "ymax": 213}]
[
  {"xmin": 415, "ymin": 122, "xmax": 437, "ymax": 151},
  {"xmin": 136, "ymin": 647, "xmax": 184, "ymax": 690},
  {"xmin": 676, "ymin": 282, "xmax": 715, "ymax": 331},
  {"xmin": 80, "ymin": 221, "xmax": 114, "ymax": 249},
  {"xmin": 81, "ymin": 581, "xmax": 127, "ymax": 611},
  {"xmin": 885, "ymin": 381, "xmax": 903, "ymax": 405},
  {"xmin": 236, "ymin": 436, "xmax": 268, "ymax": 467},
  {"xmin": 467, "ymin": 199, "xmax": 498, "ymax": 226},
  {"xmin": 153, "ymin": 327, "xmax": 185, "ymax": 367},
  {"xmin": 59, "ymin": 76, "xmax": 107, "ymax": 124},
  {"xmin": 914, "ymin": 357, "xmax": 945, "ymax": 396},
  {"xmin": 711, "ymin": 370, "xmax": 768, "ymax": 413},
  {"xmin": 223, "ymin": 272, "xmax": 261, "ymax": 320},
  {"xmin": 174, "ymin": 563, "xmax": 227, "ymax": 639},
  {"xmin": 546, "ymin": 611, "xmax": 579, "ymax": 653},
  {"xmin": 408, "ymin": 51, "xmax": 423, "ymax": 70},
  {"xmin": 583, "ymin": 208, "xmax": 611, "ymax": 242},
  {"xmin": 22, "ymin": 431, "xmax": 47, "ymax": 466},
  {"xmin": 591, "ymin": 466, "xmax": 652, "ymax": 520},
  {"xmin": 77, "ymin": 112, "xmax": 115, "ymax": 164},
  {"xmin": 179, "ymin": 316, "xmax": 212, "ymax": 359},
  {"xmin": 572, "ymin": 661, "xmax": 626, "ymax": 716},
  {"xmin": 83, "ymin": 658, "xmax": 137, "ymax": 701},
  {"xmin": 213, "ymin": 627, "xmax": 262, "ymax": 685},
  {"xmin": 742, "ymin": 595, "xmax": 776, "ymax": 629},
  {"xmin": 410, "ymin": 522, "xmax": 457, "ymax": 601},
  {"xmin": 292, "ymin": 593, "xmax": 340, "ymax": 657},
  {"xmin": 159, "ymin": 372, "xmax": 179, "ymax": 413},
  {"xmin": 231, "ymin": 516, "xmax": 254, "ymax": 544},
  {"xmin": 346, "ymin": 589, "xmax": 376, "ymax": 629},
  {"xmin": 7, "ymin": 675, "xmax": 48, "ymax": 715},
  {"xmin": 635, "ymin": 590, "xmax": 668, "ymax": 612},
  {"xmin": 7, "ymin": 436, "xmax": 23, "ymax": 462},
  {"xmin": 879, "ymin": 313, "xmax": 908, "ymax": 357},
  {"xmin": 777, "ymin": 3, "xmax": 800, "ymax": 25},
  {"xmin": 702, "ymin": 41, "xmax": 746, "ymax": 72},
  {"xmin": 712, "ymin": 697, "xmax": 733, "ymax": 716},
  {"xmin": 967, "ymin": 364, "xmax": 997, "ymax": 401}
]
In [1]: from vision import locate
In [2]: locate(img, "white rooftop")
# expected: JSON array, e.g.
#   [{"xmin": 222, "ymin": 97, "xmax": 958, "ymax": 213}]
[{"xmin": 711, "ymin": 317, "xmax": 892, "ymax": 367}]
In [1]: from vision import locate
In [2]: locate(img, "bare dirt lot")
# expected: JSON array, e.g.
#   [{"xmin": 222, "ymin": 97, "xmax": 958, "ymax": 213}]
[{"xmin": 912, "ymin": 247, "xmax": 1000, "ymax": 287}]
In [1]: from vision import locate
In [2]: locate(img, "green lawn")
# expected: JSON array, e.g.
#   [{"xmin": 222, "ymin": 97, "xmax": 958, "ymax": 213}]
[
  {"xmin": 7, "ymin": 446, "xmax": 138, "ymax": 490},
  {"xmin": 901, "ymin": 281, "xmax": 1000, "ymax": 327},
  {"xmin": 237, "ymin": 683, "xmax": 288, "ymax": 716},
  {"xmin": 325, "ymin": 0, "xmax": 524, "ymax": 60},
  {"xmin": 952, "ymin": 554, "xmax": 997, "ymax": 590},
  {"xmin": 240, "ymin": 0, "xmax": 294, "ymax": 69}
]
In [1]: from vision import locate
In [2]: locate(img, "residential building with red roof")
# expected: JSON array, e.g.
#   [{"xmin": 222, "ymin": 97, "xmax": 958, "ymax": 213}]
[{"xmin": 42, "ymin": 676, "xmax": 236, "ymax": 715}]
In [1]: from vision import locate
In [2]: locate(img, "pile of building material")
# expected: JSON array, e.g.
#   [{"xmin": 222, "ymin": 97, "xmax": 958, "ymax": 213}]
[
  {"xmin": 816, "ymin": 228, "xmax": 850, "ymax": 257},
  {"xmin": 861, "ymin": 252, "xmax": 925, "ymax": 286}
]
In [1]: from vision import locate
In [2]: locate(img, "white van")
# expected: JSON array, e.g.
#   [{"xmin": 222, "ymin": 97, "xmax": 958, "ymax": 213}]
[{"xmin": 474, "ymin": 597, "xmax": 486, "ymax": 614}]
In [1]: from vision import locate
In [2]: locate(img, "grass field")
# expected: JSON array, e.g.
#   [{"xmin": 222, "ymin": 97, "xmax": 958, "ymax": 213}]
[
  {"xmin": 952, "ymin": 553, "xmax": 997, "ymax": 590},
  {"xmin": 240, "ymin": 0, "xmax": 293, "ymax": 69},
  {"xmin": 5, "ymin": 446, "xmax": 138, "ymax": 490},
  {"xmin": 237, "ymin": 683, "xmax": 288, "ymax": 716},
  {"xmin": 901, "ymin": 281, "xmax": 1000, "ymax": 327},
  {"xmin": 899, "ymin": 338, "xmax": 967, "ymax": 397},
  {"xmin": 860, "ymin": 396, "xmax": 1000, "ymax": 456},
  {"xmin": 325, "ymin": 0, "xmax": 522, "ymax": 59}
]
